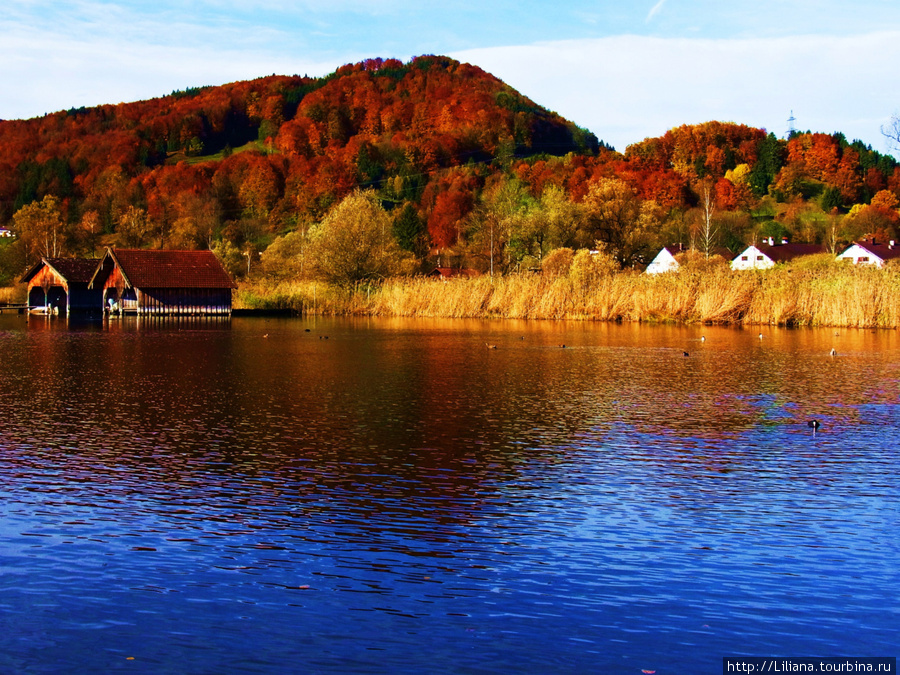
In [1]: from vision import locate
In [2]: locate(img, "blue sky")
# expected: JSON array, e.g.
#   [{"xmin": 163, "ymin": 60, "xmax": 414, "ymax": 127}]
[{"xmin": 3, "ymin": 1, "xmax": 900, "ymax": 152}]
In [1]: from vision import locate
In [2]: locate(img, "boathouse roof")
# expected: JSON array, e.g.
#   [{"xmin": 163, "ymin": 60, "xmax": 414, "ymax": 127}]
[
  {"xmin": 91, "ymin": 248, "xmax": 236, "ymax": 290},
  {"xmin": 21, "ymin": 257, "xmax": 101, "ymax": 285}
]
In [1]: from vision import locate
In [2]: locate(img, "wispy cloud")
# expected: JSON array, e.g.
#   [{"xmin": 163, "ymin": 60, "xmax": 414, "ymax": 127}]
[{"xmin": 646, "ymin": 0, "xmax": 668, "ymax": 22}]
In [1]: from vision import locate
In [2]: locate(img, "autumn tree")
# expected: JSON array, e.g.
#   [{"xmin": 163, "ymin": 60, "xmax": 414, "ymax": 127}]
[
  {"xmin": 117, "ymin": 205, "xmax": 151, "ymax": 248},
  {"xmin": 581, "ymin": 178, "xmax": 661, "ymax": 266},
  {"xmin": 845, "ymin": 203, "xmax": 899, "ymax": 243},
  {"xmin": 12, "ymin": 195, "xmax": 66, "ymax": 260},
  {"xmin": 693, "ymin": 179, "xmax": 717, "ymax": 258},
  {"xmin": 528, "ymin": 185, "xmax": 586, "ymax": 259},
  {"xmin": 78, "ymin": 210, "xmax": 102, "ymax": 256},
  {"xmin": 259, "ymin": 230, "xmax": 308, "ymax": 280},
  {"xmin": 307, "ymin": 189, "xmax": 414, "ymax": 284},
  {"xmin": 469, "ymin": 177, "xmax": 536, "ymax": 275}
]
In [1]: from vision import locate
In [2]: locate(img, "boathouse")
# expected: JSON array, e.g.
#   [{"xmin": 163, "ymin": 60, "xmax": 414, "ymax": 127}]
[
  {"xmin": 89, "ymin": 248, "xmax": 236, "ymax": 315},
  {"xmin": 20, "ymin": 257, "xmax": 103, "ymax": 315}
]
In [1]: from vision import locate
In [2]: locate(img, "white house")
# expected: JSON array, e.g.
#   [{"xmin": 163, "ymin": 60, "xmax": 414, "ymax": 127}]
[
  {"xmin": 731, "ymin": 237, "xmax": 825, "ymax": 270},
  {"xmin": 0, "ymin": 228, "xmax": 13, "ymax": 238},
  {"xmin": 645, "ymin": 246, "xmax": 681, "ymax": 274},
  {"xmin": 836, "ymin": 238, "xmax": 900, "ymax": 267},
  {"xmin": 645, "ymin": 245, "xmax": 734, "ymax": 273}
]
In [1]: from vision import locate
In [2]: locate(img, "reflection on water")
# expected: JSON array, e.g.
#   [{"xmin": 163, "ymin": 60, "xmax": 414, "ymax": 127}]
[{"xmin": 1, "ymin": 315, "xmax": 898, "ymax": 673}]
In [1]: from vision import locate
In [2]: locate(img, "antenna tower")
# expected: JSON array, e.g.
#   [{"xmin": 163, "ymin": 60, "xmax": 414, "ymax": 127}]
[{"xmin": 786, "ymin": 110, "xmax": 796, "ymax": 139}]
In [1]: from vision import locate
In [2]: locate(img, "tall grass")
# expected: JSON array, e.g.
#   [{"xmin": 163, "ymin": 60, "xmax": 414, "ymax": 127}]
[
  {"xmin": 235, "ymin": 261, "xmax": 900, "ymax": 328},
  {"xmin": 0, "ymin": 284, "xmax": 25, "ymax": 305}
]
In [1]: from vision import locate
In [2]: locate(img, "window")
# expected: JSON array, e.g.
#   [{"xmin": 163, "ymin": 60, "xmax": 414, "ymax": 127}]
[
  {"xmin": 741, "ymin": 255, "xmax": 748, "ymax": 261},
  {"xmin": 756, "ymin": 255, "xmax": 764, "ymax": 261},
  {"xmin": 858, "ymin": 256, "xmax": 869, "ymax": 263}
]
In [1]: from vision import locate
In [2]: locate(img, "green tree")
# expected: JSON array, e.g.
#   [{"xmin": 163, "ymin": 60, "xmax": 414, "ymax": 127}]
[
  {"xmin": 392, "ymin": 203, "xmax": 427, "ymax": 256},
  {"xmin": 307, "ymin": 189, "xmax": 414, "ymax": 284},
  {"xmin": 469, "ymin": 177, "xmax": 535, "ymax": 276},
  {"xmin": 749, "ymin": 133, "xmax": 784, "ymax": 196},
  {"xmin": 211, "ymin": 239, "xmax": 246, "ymax": 279}
]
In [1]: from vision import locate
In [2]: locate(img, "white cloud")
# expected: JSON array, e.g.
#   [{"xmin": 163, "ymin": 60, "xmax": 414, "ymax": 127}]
[
  {"xmin": 0, "ymin": 28, "xmax": 344, "ymax": 118},
  {"xmin": 3, "ymin": 5, "xmax": 897, "ymax": 163},
  {"xmin": 454, "ymin": 32, "xmax": 900, "ymax": 153}
]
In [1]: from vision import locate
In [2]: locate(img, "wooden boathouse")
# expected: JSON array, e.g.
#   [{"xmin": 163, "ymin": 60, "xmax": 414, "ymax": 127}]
[
  {"xmin": 89, "ymin": 248, "xmax": 236, "ymax": 315},
  {"xmin": 20, "ymin": 257, "xmax": 103, "ymax": 315}
]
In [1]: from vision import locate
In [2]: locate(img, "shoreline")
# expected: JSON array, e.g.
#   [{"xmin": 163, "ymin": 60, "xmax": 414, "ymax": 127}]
[{"xmin": 235, "ymin": 262, "xmax": 900, "ymax": 329}]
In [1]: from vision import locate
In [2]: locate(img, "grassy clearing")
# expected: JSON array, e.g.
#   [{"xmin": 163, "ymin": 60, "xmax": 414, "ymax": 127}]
[
  {"xmin": 236, "ymin": 260, "xmax": 900, "ymax": 328},
  {"xmin": 167, "ymin": 141, "xmax": 271, "ymax": 166}
]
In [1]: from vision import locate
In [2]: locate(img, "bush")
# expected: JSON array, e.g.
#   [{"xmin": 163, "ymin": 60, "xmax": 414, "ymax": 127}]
[{"xmin": 541, "ymin": 247, "xmax": 574, "ymax": 276}]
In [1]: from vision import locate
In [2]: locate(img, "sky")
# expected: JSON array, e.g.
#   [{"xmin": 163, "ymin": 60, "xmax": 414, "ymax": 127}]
[{"xmin": 2, "ymin": 1, "xmax": 900, "ymax": 153}]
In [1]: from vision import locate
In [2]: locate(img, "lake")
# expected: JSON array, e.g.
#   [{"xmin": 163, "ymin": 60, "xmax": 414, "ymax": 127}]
[{"xmin": 0, "ymin": 314, "xmax": 897, "ymax": 673}]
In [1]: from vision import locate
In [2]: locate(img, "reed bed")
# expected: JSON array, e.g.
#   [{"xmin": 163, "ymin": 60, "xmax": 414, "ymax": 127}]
[
  {"xmin": 0, "ymin": 284, "xmax": 25, "ymax": 305},
  {"xmin": 235, "ymin": 262, "xmax": 900, "ymax": 328}
]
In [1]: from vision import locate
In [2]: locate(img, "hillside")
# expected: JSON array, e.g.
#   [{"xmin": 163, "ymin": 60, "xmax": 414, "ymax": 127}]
[{"xmin": 1, "ymin": 55, "xmax": 899, "ymax": 286}]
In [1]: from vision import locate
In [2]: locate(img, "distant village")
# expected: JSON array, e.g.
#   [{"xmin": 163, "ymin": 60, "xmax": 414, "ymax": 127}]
[{"xmin": 645, "ymin": 236, "xmax": 898, "ymax": 273}]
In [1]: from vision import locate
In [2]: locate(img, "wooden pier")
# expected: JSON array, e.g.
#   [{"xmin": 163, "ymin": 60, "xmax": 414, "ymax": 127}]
[{"xmin": 0, "ymin": 304, "xmax": 28, "ymax": 314}]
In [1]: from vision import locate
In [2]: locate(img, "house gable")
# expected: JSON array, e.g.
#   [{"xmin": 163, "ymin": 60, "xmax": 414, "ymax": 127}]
[
  {"xmin": 645, "ymin": 247, "xmax": 679, "ymax": 274},
  {"xmin": 836, "ymin": 239, "xmax": 900, "ymax": 267}
]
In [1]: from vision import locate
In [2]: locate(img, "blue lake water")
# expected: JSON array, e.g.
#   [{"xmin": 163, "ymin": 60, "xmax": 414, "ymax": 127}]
[{"xmin": 0, "ymin": 315, "xmax": 897, "ymax": 673}]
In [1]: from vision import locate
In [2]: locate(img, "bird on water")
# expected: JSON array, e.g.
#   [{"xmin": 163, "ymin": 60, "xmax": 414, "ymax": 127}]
[{"xmin": 808, "ymin": 420, "xmax": 821, "ymax": 434}]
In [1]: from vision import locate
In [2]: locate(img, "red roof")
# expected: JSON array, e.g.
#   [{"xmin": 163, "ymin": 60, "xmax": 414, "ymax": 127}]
[
  {"xmin": 21, "ymin": 257, "xmax": 100, "ymax": 284},
  {"xmin": 102, "ymin": 249, "xmax": 236, "ymax": 289},
  {"xmin": 757, "ymin": 242, "xmax": 825, "ymax": 262},
  {"xmin": 429, "ymin": 267, "xmax": 479, "ymax": 278},
  {"xmin": 847, "ymin": 239, "xmax": 900, "ymax": 261}
]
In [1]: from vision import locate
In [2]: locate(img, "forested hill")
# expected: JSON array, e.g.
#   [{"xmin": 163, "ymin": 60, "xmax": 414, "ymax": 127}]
[
  {"xmin": 0, "ymin": 55, "xmax": 597, "ymax": 226},
  {"xmin": 2, "ymin": 54, "xmax": 899, "ymax": 286}
]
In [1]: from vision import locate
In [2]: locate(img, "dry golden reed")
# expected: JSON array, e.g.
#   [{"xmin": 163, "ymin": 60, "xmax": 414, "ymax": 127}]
[
  {"xmin": 0, "ymin": 284, "xmax": 25, "ymax": 305},
  {"xmin": 235, "ymin": 261, "xmax": 900, "ymax": 329}
]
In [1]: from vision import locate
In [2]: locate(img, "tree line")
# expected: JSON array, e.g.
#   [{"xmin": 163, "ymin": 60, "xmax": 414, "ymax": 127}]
[{"xmin": 1, "ymin": 56, "xmax": 899, "ymax": 286}]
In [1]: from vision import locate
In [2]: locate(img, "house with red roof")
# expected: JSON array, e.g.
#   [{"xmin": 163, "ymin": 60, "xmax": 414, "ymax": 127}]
[
  {"xmin": 835, "ymin": 237, "xmax": 900, "ymax": 268},
  {"xmin": 730, "ymin": 237, "xmax": 825, "ymax": 270},
  {"xmin": 645, "ymin": 244, "xmax": 734, "ymax": 273},
  {"xmin": 428, "ymin": 266, "xmax": 480, "ymax": 280},
  {"xmin": 89, "ymin": 248, "xmax": 236, "ymax": 315},
  {"xmin": 20, "ymin": 257, "xmax": 103, "ymax": 315}
]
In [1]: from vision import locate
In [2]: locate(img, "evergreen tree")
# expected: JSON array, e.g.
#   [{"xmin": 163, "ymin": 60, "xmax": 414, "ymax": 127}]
[{"xmin": 749, "ymin": 133, "xmax": 784, "ymax": 197}]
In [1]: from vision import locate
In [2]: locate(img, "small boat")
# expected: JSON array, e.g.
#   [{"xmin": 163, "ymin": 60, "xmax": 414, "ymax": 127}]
[{"xmin": 29, "ymin": 306, "xmax": 58, "ymax": 316}]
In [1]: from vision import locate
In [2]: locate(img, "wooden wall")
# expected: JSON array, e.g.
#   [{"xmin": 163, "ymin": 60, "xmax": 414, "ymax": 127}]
[{"xmin": 135, "ymin": 288, "xmax": 232, "ymax": 315}]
